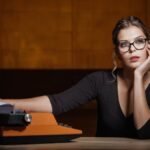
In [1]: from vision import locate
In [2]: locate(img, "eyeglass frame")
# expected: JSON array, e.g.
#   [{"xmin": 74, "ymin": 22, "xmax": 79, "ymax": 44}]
[{"xmin": 118, "ymin": 36, "xmax": 148, "ymax": 53}]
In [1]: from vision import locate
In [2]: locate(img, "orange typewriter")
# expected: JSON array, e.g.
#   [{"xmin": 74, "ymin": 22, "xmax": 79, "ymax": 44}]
[{"xmin": 0, "ymin": 103, "xmax": 82, "ymax": 144}]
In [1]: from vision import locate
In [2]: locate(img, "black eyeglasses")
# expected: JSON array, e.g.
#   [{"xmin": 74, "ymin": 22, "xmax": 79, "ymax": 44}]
[{"xmin": 118, "ymin": 37, "xmax": 147, "ymax": 53}]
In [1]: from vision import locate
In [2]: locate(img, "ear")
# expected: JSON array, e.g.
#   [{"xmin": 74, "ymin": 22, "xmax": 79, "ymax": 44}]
[
  {"xmin": 112, "ymin": 51, "xmax": 120, "ymax": 66},
  {"xmin": 112, "ymin": 50, "xmax": 123, "ymax": 68},
  {"xmin": 114, "ymin": 49, "xmax": 121, "ymax": 60}
]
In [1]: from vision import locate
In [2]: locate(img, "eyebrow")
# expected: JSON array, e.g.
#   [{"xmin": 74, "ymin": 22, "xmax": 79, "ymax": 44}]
[{"xmin": 119, "ymin": 35, "xmax": 146, "ymax": 42}]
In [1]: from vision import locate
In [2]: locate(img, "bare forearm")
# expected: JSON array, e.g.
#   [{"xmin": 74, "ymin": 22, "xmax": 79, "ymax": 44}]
[
  {"xmin": 134, "ymin": 72, "xmax": 150, "ymax": 129},
  {"xmin": 0, "ymin": 96, "xmax": 53, "ymax": 113}
]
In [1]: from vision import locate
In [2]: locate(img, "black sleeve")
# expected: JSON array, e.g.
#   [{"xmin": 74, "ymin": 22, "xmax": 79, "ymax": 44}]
[
  {"xmin": 48, "ymin": 72, "xmax": 103, "ymax": 115},
  {"xmin": 137, "ymin": 119, "xmax": 150, "ymax": 139}
]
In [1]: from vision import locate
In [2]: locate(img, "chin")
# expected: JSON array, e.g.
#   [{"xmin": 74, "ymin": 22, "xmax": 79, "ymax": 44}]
[{"xmin": 127, "ymin": 62, "xmax": 143, "ymax": 69}]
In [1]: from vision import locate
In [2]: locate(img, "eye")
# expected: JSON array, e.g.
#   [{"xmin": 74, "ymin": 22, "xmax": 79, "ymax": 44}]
[
  {"xmin": 119, "ymin": 41, "xmax": 129, "ymax": 48},
  {"xmin": 134, "ymin": 38, "xmax": 146, "ymax": 44}
]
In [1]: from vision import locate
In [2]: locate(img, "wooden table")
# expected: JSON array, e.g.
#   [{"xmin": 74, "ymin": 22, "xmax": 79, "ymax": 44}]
[{"xmin": 1, "ymin": 137, "xmax": 150, "ymax": 150}]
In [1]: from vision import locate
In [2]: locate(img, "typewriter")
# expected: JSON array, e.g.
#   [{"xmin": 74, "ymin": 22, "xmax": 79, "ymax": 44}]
[{"xmin": 0, "ymin": 102, "xmax": 82, "ymax": 144}]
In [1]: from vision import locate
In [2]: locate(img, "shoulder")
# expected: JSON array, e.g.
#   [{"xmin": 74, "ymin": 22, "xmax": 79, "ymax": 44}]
[
  {"xmin": 88, "ymin": 69, "xmax": 113, "ymax": 78},
  {"xmin": 85, "ymin": 69, "xmax": 114, "ymax": 83},
  {"xmin": 86, "ymin": 68, "xmax": 124, "ymax": 85}
]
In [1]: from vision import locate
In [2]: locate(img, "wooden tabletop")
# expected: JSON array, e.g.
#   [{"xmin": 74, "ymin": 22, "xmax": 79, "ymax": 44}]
[{"xmin": 1, "ymin": 137, "xmax": 150, "ymax": 150}]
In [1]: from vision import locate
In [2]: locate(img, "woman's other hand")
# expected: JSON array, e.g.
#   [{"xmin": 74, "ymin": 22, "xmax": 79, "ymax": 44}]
[{"xmin": 134, "ymin": 42, "xmax": 150, "ymax": 78}]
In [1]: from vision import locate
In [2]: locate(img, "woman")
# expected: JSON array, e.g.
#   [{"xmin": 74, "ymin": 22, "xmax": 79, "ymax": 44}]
[{"xmin": 1, "ymin": 16, "xmax": 150, "ymax": 139}]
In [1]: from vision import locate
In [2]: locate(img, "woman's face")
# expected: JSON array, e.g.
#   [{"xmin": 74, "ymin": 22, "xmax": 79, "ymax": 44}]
[{"xmin": 117, "ymin": 25, "xmax": 148, "ymax": 70}]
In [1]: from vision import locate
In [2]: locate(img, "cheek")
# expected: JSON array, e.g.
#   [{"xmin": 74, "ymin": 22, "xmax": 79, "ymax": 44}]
[
  {"xmin": 118, "ymin": 52, "xmax": 128, "ymax": 61},
  {"xmin": 141, "ymin": 51, "xmax": 148, "ymax": 61},
  {"xmin": 140, "ymin": 48, "xmax": 148, "ymax": 59},
  {"xmin": 121, "ymin": 56, "xmax": 129, "ymax": 65},
  {"xmin": 117, "ymin": 53, "xmax": 128, "ymax": 65}
]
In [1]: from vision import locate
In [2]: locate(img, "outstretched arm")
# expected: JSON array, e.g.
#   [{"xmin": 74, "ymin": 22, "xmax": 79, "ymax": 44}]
[{"xmin": 0, "ymin": 95, "xmax": 52, "ymax": 113}]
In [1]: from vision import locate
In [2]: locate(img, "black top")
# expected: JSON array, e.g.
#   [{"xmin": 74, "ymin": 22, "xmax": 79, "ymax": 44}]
[{"xmin": 48, "ymin": 69, "xmax": 150, "ymax": 139}]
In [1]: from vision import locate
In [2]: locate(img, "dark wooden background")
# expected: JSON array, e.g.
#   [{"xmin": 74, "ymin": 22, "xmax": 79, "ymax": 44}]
[{"xmin": 0, "ymin": 0, "xmax": 149, "ymax": 69}]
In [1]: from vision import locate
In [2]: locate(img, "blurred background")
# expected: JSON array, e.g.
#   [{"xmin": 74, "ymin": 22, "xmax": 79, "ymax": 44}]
[
  {"xmin": 0, "ymin": 0, "xmax": 149, "ymax": 69},
  {"xmin": 0, "ymin": 0, "xmax": 150, "ymax": 136}
]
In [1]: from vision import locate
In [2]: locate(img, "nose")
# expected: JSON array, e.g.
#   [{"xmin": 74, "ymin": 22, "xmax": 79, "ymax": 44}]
[{"xmin": 129, "ymin": 44, "xmax": 136, "ymax": 53}]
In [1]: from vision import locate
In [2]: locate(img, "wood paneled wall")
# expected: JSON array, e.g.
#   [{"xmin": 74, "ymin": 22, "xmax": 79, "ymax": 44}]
[{"xmin": 0, "ymin": 0, "xmax": 149, "ymax": 69}]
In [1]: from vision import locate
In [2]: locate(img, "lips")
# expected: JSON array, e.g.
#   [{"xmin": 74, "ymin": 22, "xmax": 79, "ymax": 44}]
[{"xmin": 130, "ymin": 56, "xmax": 140, "ymax": 62}]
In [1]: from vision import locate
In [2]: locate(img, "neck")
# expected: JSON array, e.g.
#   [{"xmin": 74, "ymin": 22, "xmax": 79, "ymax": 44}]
[{"xmin": 121, "ymin": 67, "xmax": 135, "ymax": 88}]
